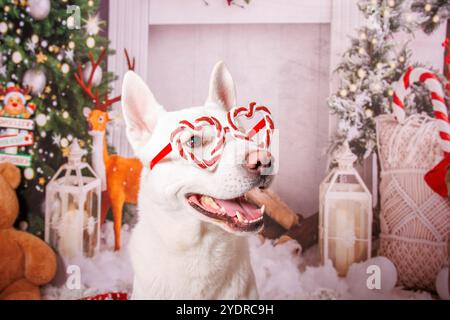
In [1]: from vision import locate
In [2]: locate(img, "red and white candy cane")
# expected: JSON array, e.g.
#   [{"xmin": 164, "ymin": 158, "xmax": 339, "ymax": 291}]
[
  {"xmin": 392, "ymin": 66, "xmax": 450, "ymax": 197},
  {"xmin": 392, "ymin": 66, "xmax": 450, "ymax": 156}
]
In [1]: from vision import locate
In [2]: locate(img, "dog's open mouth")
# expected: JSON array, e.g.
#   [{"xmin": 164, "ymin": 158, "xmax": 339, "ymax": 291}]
[{"xmin": 187, "ymin": 194, "xmax": 264, "ymax": 232}]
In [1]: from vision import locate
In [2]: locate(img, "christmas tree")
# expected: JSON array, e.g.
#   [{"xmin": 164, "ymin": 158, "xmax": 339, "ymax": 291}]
[
  {"xmin": 0, "ymin": 0, "xmax": 115, "ymax": 235},
  {"xmin": 328, "ymin": 0, "xmax": 438, "ymax": 161}
]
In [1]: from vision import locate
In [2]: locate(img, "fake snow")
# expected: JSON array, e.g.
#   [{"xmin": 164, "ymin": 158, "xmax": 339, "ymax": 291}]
[{"xmin": 43, "ymin": 222, "xmax": 432, "ymax": 300}]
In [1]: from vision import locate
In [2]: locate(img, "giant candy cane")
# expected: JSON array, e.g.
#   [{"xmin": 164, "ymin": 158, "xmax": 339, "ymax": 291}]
[{"xmin": 392, "ymin": 66, "xmax": 450, "ymax": 196}]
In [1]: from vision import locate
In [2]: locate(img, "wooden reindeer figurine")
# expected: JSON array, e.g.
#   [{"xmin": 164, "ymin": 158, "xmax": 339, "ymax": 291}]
[{"xmin": 75, "ymin": 49, "xmax": 142, "ymax": 251}]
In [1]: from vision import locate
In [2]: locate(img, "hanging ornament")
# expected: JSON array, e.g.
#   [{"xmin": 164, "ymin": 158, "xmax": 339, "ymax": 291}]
[
  {"xmin": 84, "ymin": 14, "xmax": 103, "ymax": 35},
  {"xmin": 24, "ymin": 168, "xmax": 35, "ymax": 180},
  {"xmin": 28, "ymin": 0, "xmax": 51, "ymax": 21},
  {"xmin": 0, "ymin": 22, "xmax": 8, "ymax": 34},
  {"xmin": 12, "ymin": 51, "xmax": 23, "ymax": 64},
  {"xmin": 82, "ymin": 61, "xmax": 102, "ymax": 86},
  {"xmin": 61, "ymin": 63, "xmax": 70, "ymax": 74},
  {"xmin": 36, "ymin": 51, "xmax": 47, "ymax": 64},
  {"xmin": 23, "ymin": 68, "xmax": 46, "ymax": 95},
  {"xmin": 86, "ymin": 37, "xmax": 96, "ymax": 48},
  {"xmin": 31, "ymin": 34, "xmax": 39, "ymax": 43},
  {"xmin": 60, "ymin": 138, "xmax": 69, "ymax": 148},
  {"xmin": 35, "ymin": 113, "xmax": 47, "ymax": 127}
]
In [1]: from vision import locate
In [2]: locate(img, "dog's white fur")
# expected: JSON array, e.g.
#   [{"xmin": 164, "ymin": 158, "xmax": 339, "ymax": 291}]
[{"xmin": 122, "ymin": 62, "xmax": 270, "ymax": 299}]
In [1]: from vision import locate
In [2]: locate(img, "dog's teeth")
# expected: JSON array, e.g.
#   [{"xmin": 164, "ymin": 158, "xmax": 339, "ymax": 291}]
[
  {"xmin": 220, "ymin": 207, "xmax": 226, "ymax": 215},
  {"xmin": 260, "ymin": 205, "xmax": 265, "ymax": 214},
  {"xmin": 201, "ymin": 195, "xmax": 220, "ymax": 210},
  {"xmin": 235, "ymin": 211, "xmax": 245, "ymax": 223}
]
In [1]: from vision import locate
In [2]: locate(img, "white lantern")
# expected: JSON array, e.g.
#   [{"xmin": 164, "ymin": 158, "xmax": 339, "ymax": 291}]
[
  {"xmin": 45, "ymin": 139, "xmax": 101, "ymax": 260},
  {"xmin": 319, "ymin": 142, "xmax": 372, "ymax": 276}
]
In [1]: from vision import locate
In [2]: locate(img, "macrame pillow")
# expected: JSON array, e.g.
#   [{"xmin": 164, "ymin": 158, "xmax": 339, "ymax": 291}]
[{"xmin": 376, "ymin": 114, "xmax": 450, "ymax": 291}]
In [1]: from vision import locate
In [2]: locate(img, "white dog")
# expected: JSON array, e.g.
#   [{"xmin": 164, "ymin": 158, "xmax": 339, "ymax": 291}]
[{"xmin": 121, "ymin": 62, "xmax": 275, "ymax": 299}]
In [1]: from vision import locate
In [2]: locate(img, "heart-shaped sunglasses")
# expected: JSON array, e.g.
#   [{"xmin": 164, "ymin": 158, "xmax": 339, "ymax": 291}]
[{"xmin": 150, "ymin": 102, "xmax": 275, "ymax": 170}]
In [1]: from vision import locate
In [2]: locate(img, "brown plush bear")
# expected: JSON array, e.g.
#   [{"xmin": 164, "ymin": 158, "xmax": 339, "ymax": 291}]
[{"xmin": 0, "ymin": 163, "xmax": 56, "ymax": 300}]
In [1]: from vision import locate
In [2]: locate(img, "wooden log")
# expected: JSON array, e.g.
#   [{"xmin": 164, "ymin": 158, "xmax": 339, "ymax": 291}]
[
  {"xmin": 245, "ymin": 188, "xmax": 299, "ymax": 230},
  {"xmin": 261, "ymin": 212, "xmax": 318, "ymax": 251}
]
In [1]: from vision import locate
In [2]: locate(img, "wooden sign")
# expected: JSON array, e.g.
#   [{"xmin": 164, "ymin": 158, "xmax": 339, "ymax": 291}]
[
  {"xmin": 0, "ymin": 132, "xmax": 33, "ymax": 149},
  {"xmin": 0, "ymin": 152, "xmax": 32, "ymax": 167},
  {"xmin": 0, "ymin": 117, "xmax": 35, "ymax": 130}
]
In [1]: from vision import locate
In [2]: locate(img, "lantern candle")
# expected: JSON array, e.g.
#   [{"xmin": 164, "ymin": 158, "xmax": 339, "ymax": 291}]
[
  {"xmin": 319, "ymin": 141, "xmax": 372, "ymax": 276},
  {"xmin": 333, "ymin": 206, "xmax": 356, "ymax": 275},
  {"xmin": 45, "ymin": 139, "xmax": 101, "ymax": 261}
]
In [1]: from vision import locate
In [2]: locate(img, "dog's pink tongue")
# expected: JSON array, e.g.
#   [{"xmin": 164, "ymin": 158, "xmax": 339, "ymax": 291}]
[{"xmin": 215, "ymin": 198, "xmax": 262, "ymax": 220}]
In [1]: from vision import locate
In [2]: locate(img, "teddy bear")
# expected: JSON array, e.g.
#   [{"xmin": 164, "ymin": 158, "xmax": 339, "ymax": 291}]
[{"xmin": 0, "ymin": 162, "xmax": 56, "ymax": 300}]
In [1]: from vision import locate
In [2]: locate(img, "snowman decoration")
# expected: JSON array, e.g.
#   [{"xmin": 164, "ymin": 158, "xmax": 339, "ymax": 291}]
[{"xmin": 0, "ymin": 83, "xmax": 35, "ymax": 166}]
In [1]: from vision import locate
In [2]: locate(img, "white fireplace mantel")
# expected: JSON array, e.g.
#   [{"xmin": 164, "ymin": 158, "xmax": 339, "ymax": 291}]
[{"xmin": 108, "ymin": 0, "xmax": 364, "ymax": 98}]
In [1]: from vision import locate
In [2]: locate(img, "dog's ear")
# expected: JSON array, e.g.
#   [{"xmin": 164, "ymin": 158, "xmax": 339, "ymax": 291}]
[
  {"xmin": 122, "ymin": 71, "xmax": 165, "ymax": 152},
  {"xmin": 206, "ymin": 61, "xmax": 236, "ymax": 111}
]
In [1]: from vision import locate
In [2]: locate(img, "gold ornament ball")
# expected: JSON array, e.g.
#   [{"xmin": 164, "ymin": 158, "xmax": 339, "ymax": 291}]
[
  {"xmin": 61, "ymin": 63, "xmax": 70, "ymax": 74},
  {"xmin": 86, "ymin": 37, "xmax": 96, "ymax": 48},
  {"xmin": 12, "ymin": 51, "xmax": 23, "ymax": 64}
]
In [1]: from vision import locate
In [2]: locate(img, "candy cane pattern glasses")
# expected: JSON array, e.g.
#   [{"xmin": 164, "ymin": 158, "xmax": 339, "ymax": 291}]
[{"xmin": 150, "ymin": 102, "xmax": 275, "ymax": 170}]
